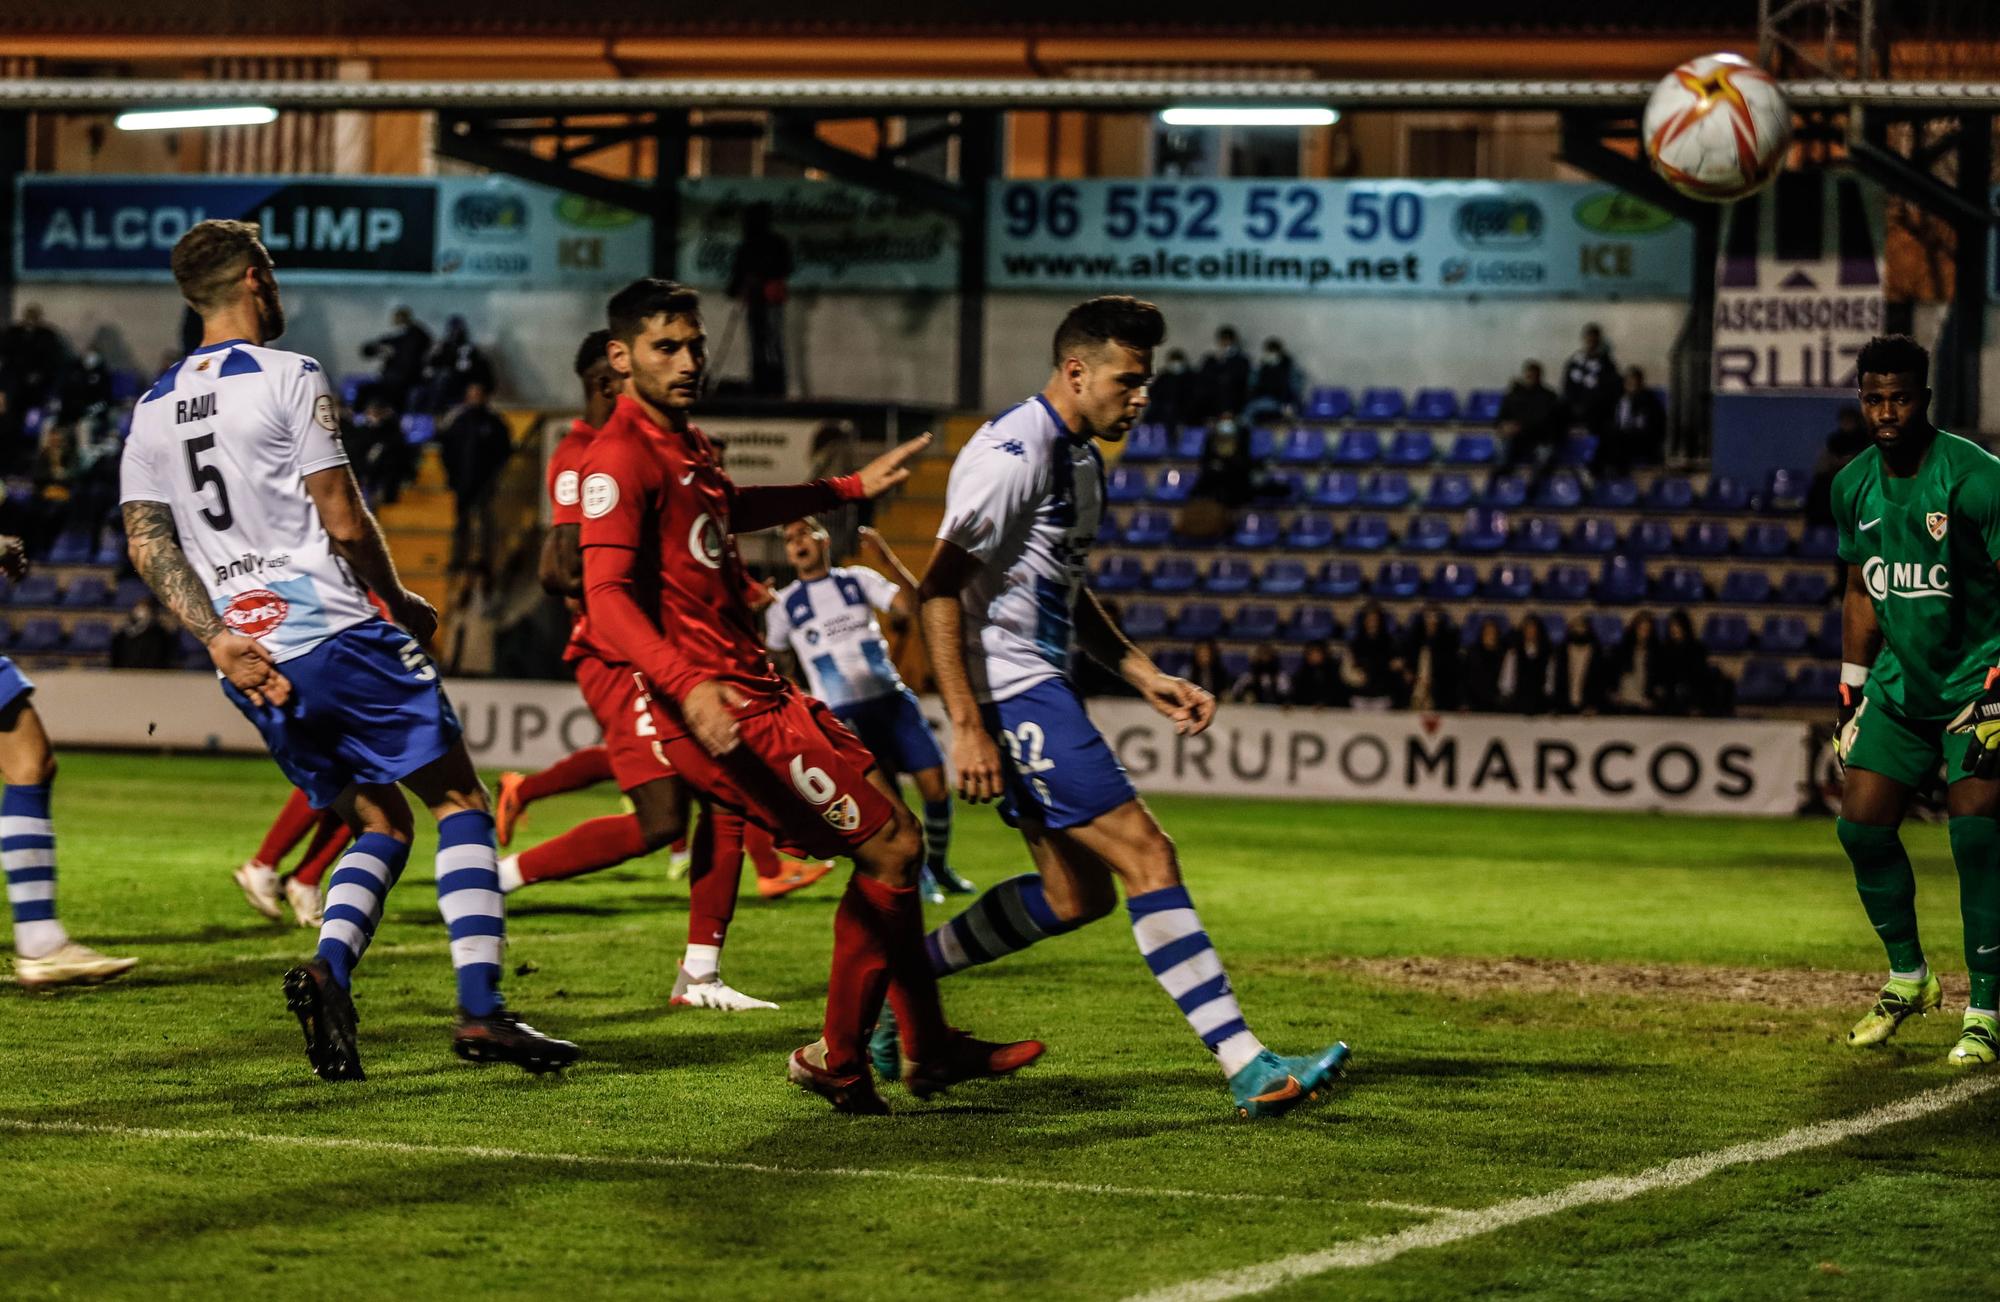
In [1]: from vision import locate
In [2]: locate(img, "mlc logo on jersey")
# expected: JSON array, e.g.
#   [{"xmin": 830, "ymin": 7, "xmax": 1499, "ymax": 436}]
[
  {"xmin": 223, "ymin": 588, "xmax": 290, "ymax": 638},
  {"xmin": 688, "ymin": 513, "xmax": 724, "ymax": 570},
  {"xmin": 553, "ymin": 470, "xmax": 580, "ymax": 507},
  {"xmin": 1864, "ymin": 555, "xmax": 1950, "ymax": 601},
  {"xmin": 580, "ymin": 473, "xmax": 619, "ymax": 518}
]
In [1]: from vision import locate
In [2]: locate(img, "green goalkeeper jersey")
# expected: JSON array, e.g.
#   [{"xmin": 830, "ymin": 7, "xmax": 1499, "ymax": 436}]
[{"xmin": 1833, "ymin": 430, "xmax": 2000, "ymax": 719}]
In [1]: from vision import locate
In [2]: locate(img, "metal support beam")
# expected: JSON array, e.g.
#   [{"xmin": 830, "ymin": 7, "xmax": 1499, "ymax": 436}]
[
  {"xmin": 436, "ymin": 112, "xmax": 655, "ymax": 213},
  {"xmin": 1847, "ymin": 137, "xmax": 1993, "ymax": 228},
  {"xmin": 956, "ymin": 111, "xmax": 1000, "ymax": 412},
  {"xmin": 768, "ymin": 114, "xmax": 971, "ymax": 218},
  {"xmin": 652, "ymin": 110, "xmax": 689, "ymax": 281},
  {"xmin": 1941, "ymin": 114, "xmax": 1991, "ymax": 430}
]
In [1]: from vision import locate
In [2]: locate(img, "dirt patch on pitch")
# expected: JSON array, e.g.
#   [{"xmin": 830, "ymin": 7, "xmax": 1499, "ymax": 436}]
[{"xmin": 1331, "ymin": 956, "xmax": 1880, "ymax": 1011}]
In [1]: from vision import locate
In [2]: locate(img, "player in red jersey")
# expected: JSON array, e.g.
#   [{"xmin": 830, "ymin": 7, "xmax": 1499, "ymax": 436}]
[
  {"xmin": 233, "ymin": 786, "xmax": 347, "ymax": 926},
  {"xmin": 579, "ymin": 278, "xmax": 1043, "ymax": 1113}
]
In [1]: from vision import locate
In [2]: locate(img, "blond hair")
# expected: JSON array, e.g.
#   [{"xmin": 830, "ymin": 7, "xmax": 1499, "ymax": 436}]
[{"xmin": 170, "ymin": 219, "xmax": 268, "ymax": 315}]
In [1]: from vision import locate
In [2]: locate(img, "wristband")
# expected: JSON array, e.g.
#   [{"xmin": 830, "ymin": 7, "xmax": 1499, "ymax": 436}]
[
  {"xmin": 1840, "ymin": 662, "xmax": 1869, "ymax": 688},
  {"xmin": 831, "ymin": 473, "xmax": 866, "ymax": 502}
]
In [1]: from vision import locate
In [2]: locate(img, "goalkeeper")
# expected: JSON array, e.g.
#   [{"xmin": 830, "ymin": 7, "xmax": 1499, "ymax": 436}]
[{"xmin": 1832, "ymin": 334, "xmax": 2000, "ymax": 1067}]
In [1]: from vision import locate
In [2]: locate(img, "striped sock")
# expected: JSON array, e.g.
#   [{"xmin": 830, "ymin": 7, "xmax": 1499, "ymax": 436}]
[
  {"xmin": 1127, "ymin": 884, "xmax": 1265, "ymax": 1078},
  {"xmin": 315, "ymin": 832, "xmax": 409, "ymax": 987},
  {"xmin": 3, "ymin": 783, "xmax": 64, "ymax": 958},
  {"xmin": 435, "ymin": 810, "xmax": 505, "ymax": 1017},
  {"xmin": 924, "ymin": 873, "xmax": 1081, "ymax": 977},
  {"xmin": 922, "ymin": 798, "xmax": 952, "ymax": 870}
]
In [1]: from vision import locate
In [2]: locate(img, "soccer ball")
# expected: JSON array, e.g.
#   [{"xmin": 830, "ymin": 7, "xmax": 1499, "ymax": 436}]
[{"xmin": 1642, "ymin": 53, "xmax": 1792, "ymax": 201}]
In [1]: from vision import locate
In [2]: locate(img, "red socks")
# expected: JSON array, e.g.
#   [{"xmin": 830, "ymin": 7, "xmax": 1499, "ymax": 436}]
[
  {"xmin": 745, "ymin": 823, "xmax": 783, "ymax": 879},
  {"xmin": 687, "ymin": 804, "xmax": 747, "ymax": 946},
  {"xmin": 255, "ymin": 789, "xmax": 318, "ymax": 868},
  {"xmin": 290, "ymin": 812, "xmax": 352, "ymax": 888},
  {"xmin": 516, "ymin": 814, "xmax": 650, "ymax": 884},
  {"xmin": 518, "ymin": 745, "xmax": 614, "ymax": 805},
  {"xmin": 823, "ymin": 874, "xmax": 948, "ymax": 1075}
]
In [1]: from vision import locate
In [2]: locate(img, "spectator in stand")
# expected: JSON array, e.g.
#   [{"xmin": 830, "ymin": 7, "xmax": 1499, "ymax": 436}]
[
  {"xmin": 1397, "ymin": 605, "xmax": 1461, "ymax": 712},
  {"xmin": 58, "ymin": 348, "xmax": 112, "ymax": 425},
  {"xmin": 1229, "ymin": 644, "xmax": 1290, "ymax": 704},
  {"xmin": 1186, "ymin": 638, "xmax": 1230, "ymax": 698},
  {"xmin": 1559, "ymin": 614, "xmax": 1614, "ymax": 714},
  {"xmin": 1563, "ymin": 322, "xmax": 1619, "ymax": 438},
  {"xmin": 1244, "ymin": 336, "xmax": 1303, "ymax": 427},
  {"xmin": 1461, "ymin": 615, "xmax": 1513, "ymax": 713},
  {"xmin": 1506, "ymin": 615, "xmax": 1559, "ymax": 714},
  {"xmin": 1599, "ymin": 365, "xmax": 1666, "ymax": 478},
  {"xmin": 346, "ymin": 395, "xmax": 415, "ymax": 505},
  {"xmin": 1192, "ymin": 413, "xmax": 1257, "ymax": 511},
  {"xmin": 1, "ymin": 303, "xmax": 71, "ymax": 416},
  {"xmin": 1806, "ymin": 406, "xmax": 1869, "ymax": 528},
  {"xmin": 1197, "ymin": 325, "xmax": 1251, "ymax": 422},
  {"xmin": 728, "ymin": 201, "xmax": 795, "ymax": 397},
  {"xmin": 1148, "ymin": 349, "xmax": 1197, "ymax": 431},
  {"xmin": 1657, "ymin": 609, "xmax": 1723, "ymax": 717},
  {"xmin": 1497, "ymin": 360, "xmax": 1565, "ymax": 487},
  {"xmin": 360, "ymin": 305, "xmax": 432, "ymax": 412},
  {"xmin": 1288, "ymin": 639, "xmax": 1348, "ymax": 709},
  {"xmin": 1343, "ymin": 602, "xmax": 1402, "ymax": 709},
  {"xmin": 25, "ymin": 422, "xmax": 75, "ymax": 556},
  {"xmin": 418, "ymin": 315, "xmax": 495, "ymax": 413},
  {"xmin": 439, "ymin": 381, "xmax": 514, "ymax": 574},
  {"xmin": 110, "ymin": 596, "xmax": 179, "ymax": 670},
  {"xmin": 1609, "ymin": 610, "xmax": 1660, "ymax": 714},
  {"xmin": 67, "ymin": 406, "xmax": 122, "ymax": 537}
]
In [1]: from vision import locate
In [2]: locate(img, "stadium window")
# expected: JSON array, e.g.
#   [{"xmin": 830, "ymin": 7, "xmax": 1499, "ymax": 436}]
[
  {"xmin": 1152, "ymin": 125, "xmax": 1302, "ymax": 178},
  {"xmin": 1404, "ymin": 125, "xmax": 1482, "ymax": 178}
]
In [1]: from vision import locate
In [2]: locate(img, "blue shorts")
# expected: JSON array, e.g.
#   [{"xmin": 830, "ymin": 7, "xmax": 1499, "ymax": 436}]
[
  {"xmin": 224, "ymin": 620, "xmax": 461, "ymax": 809},
  {"xmin": 835, "ymin": 689, "xmax": 945, "ymax": 779},
  {"xmin": 0, "ymin": 658, "xmax": 35, "ymax": 715},
  {"xmin": 978, "ymin": 677, "xmax": 1136, "ymax": 831}
]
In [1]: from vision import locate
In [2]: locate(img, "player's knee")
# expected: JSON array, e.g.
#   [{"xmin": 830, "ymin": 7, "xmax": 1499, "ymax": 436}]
[
  {"xmin": 26, "ymin": 751, "xmax": 57, "ymax": 787},
  {"xmin": 635, "ymin": 806, "xmax": 683, "ymax": 851}
]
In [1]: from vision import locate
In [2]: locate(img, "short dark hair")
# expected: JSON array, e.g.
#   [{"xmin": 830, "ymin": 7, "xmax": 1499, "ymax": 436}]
[
  {"xmin": 1856, "ymin": 334, "xmax": 1929, "ymax": 384},
  {"xmin": 1051, "ymin": 295, "xmax": 1165, "ymax": 366},
  {"xmin": 170, "ymin": 219, "xmax": 269, "ymax": 314},
  {"xmin": 607, "ymin": 278, "xmax": 701, "ymax": 342},
  {"xmin": 574, "ymin": 328, "xmax": 612, "ymax": 378}
]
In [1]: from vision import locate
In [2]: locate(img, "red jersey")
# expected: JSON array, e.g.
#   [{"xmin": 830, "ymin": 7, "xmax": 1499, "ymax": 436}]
[
  {"xmin": 578, "ymin": 395, "xmax": 862, "ymax": 729},
  {"xmin": 547, "ymin": 418, "xmax": 612, "ymax": 664}
]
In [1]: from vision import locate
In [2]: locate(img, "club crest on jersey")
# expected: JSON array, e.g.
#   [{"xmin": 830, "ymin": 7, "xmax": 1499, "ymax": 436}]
[
  {"xmin": 223, "ymin": 588, "xmax": 289, "ymax": 638},
  {"xmin": 581, "ymin": 473, "xmax": 619, "ymax": 518},
  {"xmin": 688, "ymin": 513, "xmax": 724, "ymax": 570},
  {"xmin": 1928, "ymin": 512, "xmax": 1949, "ymax": 541},
  {"xmin": 822, "ymin": 794, "xmax": 861, "ymax": 833},
  {"xmin": 554, "ymin": 470, "xmax": 580, "ymax": 507}
]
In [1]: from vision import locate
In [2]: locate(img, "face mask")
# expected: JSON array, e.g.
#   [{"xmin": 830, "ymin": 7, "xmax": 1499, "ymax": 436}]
[{"xmin": 1263, "ymin": 351, "xmax": 1281, "ymax": 365}]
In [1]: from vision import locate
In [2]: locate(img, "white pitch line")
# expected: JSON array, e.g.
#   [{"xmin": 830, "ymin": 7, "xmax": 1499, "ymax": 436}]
[
  {"xmin": 1364, "ymin": 1200, "xmax": 1459, "ymax": 1216},
  {"xmin": 1130, "ymin": 1075, "xmax": 2000, "ymax": 1302},
  {"xmin": 0, "ymin": 1118, "xmax": 1296, "ymax": 1205}
]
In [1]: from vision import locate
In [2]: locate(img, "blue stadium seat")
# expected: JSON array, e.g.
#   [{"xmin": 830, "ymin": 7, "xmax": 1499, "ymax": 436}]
[
  {"xmin": 1644, "ymin": 476, "xmax": 1695, "ymax": 511},
  {"xmin": 109, "ymin": 369, "xmax": 142, "ymax": 402},
  {"xmin": 1464, "ymin": 390, "xmax": 1505, "ymax": 423},
  {"xmin": 1122, "ymin": 424, "xmax": 1169, "ymax": 462},
  {"xmin": 400, "ymin": 413, "xmax": 436, "ymax": 446},
  {"xmin": 1124, "ymin": 510, "xmax": 1173, "ymax": 547},
  {"xmin": 46, "ymin": 530, "xmax": 92, "ymax": 565},
  {"xmin": 1305, "ymin": 387, "xmax": 1353, "ymax": 422},
  {"xmin": 1172, "ymin": 603, "xmax": 1225, "ymax": 640},
  {"xmin": 1542, "ymin": 564, "xmax": 1593, "ymax": 602},
  {"xmin": 1779, "ymin": 570, "xmax": 1833, "ymax": 605},
  {"xmin": 1278, "ymin": 427, "xmax": 1327, "ymax": 466},
  {"xmin": 1286, "ymin": 513, "xmax": 1337, "ymax": 551},
  {"xmin": 1703, "ymin": 476, "xmax": 1750, "ymax": 512},
  {"xmin": 1344, "ymin": 515, "xmax": 1392, "ymax": 552},
  {"xmin": 1557, "ymin": 434, "xmax": 1597, "ymax": 468},
  {"xmin": 1121, "ymin": 603, "xmax": 1170, "ymax": 639},
  {"xmin": 1231, "ymin": 512, "xmax": 1282, "ymax": 549},
  {"xmin": 1384, "ymin": 430, "xmax": 1436, "ymax": 466},
  {"xmin": 92, "ymin": 530, "xmax": 125, "ymax": 567},
  {"xmin": 1590, "ymin": 476, "xmax": 1640, "ymax": 510},
  {"xmin": 1152, "ymin": 467, "xmax": 1196, "ymax": 504},
  {"xmin": 1314, "ymin": 560, "xmax": 1365, "ymax": 598},
  {"xmin": 1204, "ymin": 558, "xmax": 1256, "ymax": 595},
  {"xmin": 1287, "ymin": 605, "xmax": 1338, "ymax": 643},
  {"xmin": 1152, "ymin": 649, "xmax": 1192, "ymax": 678},
  {"xmin": 1360, "ymin": 472, "xmax": 1411, "ymax": 509},
  {"xmin": 1513, "ymin": 516, "xmax": 1563, "ymax": 554},
  {"xmin": 1651, "ymin": 566, "xmax": 1707, "ymax": 603},
  {"xmin": 1358, "ymin": 388, "xmax": 1406, "ymax": 422},
  {"xmin": 1230, "ymin": 604, "xmax": 1281, "ymax": 641},
  {"xmin": 1538, "ymin": 612, "xmax": 1569, "ymax": 644},
  {"xmin": 1485, "ymin": 562, "xmax": 1535, "ymax": 601},
  {"xmin": 1402, "ymin": 515, "xmax": 1454, "ymax": 553},
  {"xmin": 1331, "ymin": 428, "xmax": 1382, "ymax": 466},
  {"xmin": 1308, "ymin": 472, "xmax": 1361, "ymax": 509},
  {"xmin": 60, "ymin": 576, "xmax": 110, "ymax": 608},
  {"xmin": 1260, "ymin": 559, "xmax": 1309, "ymax": 596},
  {"xmin": 1374, "ymin": 561, "xmax": 1425, "ymax": 600},
  {"xmin": 1588, "ymin": 613, "xmax": 1627, "ymax": 648},
  {"xmin": 1484, "ymin": 474, "xmax": 1530, "ymax": 509},
  {"xmin": 1703, "ymin": 614, "xmax": 1752, "ymax": 654},
  {"xmin": 1107, "ymin": 466, "xmax": 1148, "ymax": 504},
  {"xmin": 1445, "ymin": 433, "xmax": 1499, "ymax": 466},
  {"xmin": 1597, "ymin": 556, "xmax": 1648, "ymax": 603},
  {"xmin": 1097, "ymin": 513, "xmax": 1124, "ymax": 545},
  {"xmin": 1569, "ymin": 517, "xmax": 1619, "ymax": 555},
  {"xmin": 1792, "ymin": 663, "xmax": 1841, "ymax": 702},
  {"xmin": 1628, "ymin": 519, "xmax": 1676, "ymax": 556},
  {"xmin": 1681, "ymin": 521, "xmax": 1732, "ymax": 557},
  {"xmin": 1739, "ymin": 522, "xmax": 1791, "ymax": 557},
  {"xmin": 113, "ymin": 576, "xmax": 151, "ymax": 610},
  {"xmin": 1150, "ymin": 556, "xmax": 1199, "ymax": 594},
  {"xmin": 1175, "ymin": 426, "xmax": 1210, "ymax": 459},
  {"xmin": 1410, "ymin": 388, "xmax": 1459, "ymax": 423},
  {"xmin": 1737, "ymin": 658, "xmax": 1790, "ymax": 705},
  {"xmin": 1765, "ymin": 468, "xmax": 1809, "ymax": 512},
  {"xmin": 12, "ymin": 618, "xmax": 62, "ymax": 653},
  {"xmin": 1248, "ymin": 427, "xmax": 1276, "ymax": 462},
  {"xmin": 1758, "ymin": 615, "xmax": 1809, "ymax": 653},
  {"xmin": 1458, "ymin": 507, "xmax": 1508, "ymax": 554},
  {"xmin": 1222, "ymin": 651, "xmax": 1250, "ymax": 681},
  {"xmin": 1093, "ymin": 555, "xmax": 1144, "ymax": 593},
  {"xmin": 1719, "ymin": 570, "xmax": 1774, "ymax": 605},
  {"xmin": 339, "ymin": 373, "xmax": 370, "ymax": 406},
  {"xmin": 67, "ymin": 621, "xmax": 113, "ymax": 656},
  {"xmin": 1534, "ymin": 472, "xmax": 1584, "ymax": 510},
  {"xmin": 1796, "ymin": 525, "xmax": 1839, "ymax": 560},
  {"xmin": 1429, "ymin": 562, "xmax": 1480, "ymax": 601},
  {"xmin": 1426, "ymin": 472, "xmax": 1474, "ymax": 510},
  {"xmin": 1815, "ymin": 609, "xmax": 1843, "ymax": 657},
  {"xmin": 1263, "ymin": 472, "xmax": 1307, "ymax": 505},
  {"xmin": 1460, "ymin": 611, "xmax": 1506, "ymax": 646},
  {"xmin": 11, "ymin": 575, "xmax": 58, "ymax": 607}
]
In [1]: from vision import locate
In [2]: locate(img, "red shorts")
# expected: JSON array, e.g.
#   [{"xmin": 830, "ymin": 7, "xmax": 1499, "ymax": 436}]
[
  {"xmin": 656, "ymin": 688, "xmax": 897, "ymax": 861},
  {"xmin": 573, "ymin": 654, "xmax": 679, "ymax": 793}
]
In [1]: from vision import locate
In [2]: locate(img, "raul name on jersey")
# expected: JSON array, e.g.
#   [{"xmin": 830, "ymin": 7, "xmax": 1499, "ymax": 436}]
[{"xmin": 1861, "ymin": 509, "xmax": 1952, "ymax": 602}]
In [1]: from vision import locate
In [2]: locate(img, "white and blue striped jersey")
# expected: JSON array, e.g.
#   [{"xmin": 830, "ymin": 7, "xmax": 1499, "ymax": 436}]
[
  {"xmin": 764, "ymin": 565, "xmax": 906, "ymax": 709},
  {"xmin": 118, "ymin": 338, "xmax": 376, "ymax": 662},
  {"xmin": 936, "ymin": 394, "xmax": 1103, "ymax": 703}
]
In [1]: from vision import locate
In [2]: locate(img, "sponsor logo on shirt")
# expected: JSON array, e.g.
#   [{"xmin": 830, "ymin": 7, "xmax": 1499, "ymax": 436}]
[
  {"xmin": 581, "ymin": 472, "xmax": 619, "ymax": 518},
  {"xmin": 223, "ymin": 588, "xmax": 290, "ymax": 637},
  {"xmin": 554, "ymin": 470, "xmax": 580, "ymax": 507},
  {"xmin": 688, "ymin": 513, "xmax": 724, "ymax": 570},
  {"xmin": 1863, "ymin": 556, "xmax": 1951, "ymax": 601}
]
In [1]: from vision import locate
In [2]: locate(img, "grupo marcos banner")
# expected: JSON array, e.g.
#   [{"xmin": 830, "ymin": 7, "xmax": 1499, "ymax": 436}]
[
  {"xmin": 15, "ymin": 174, "xmax": 649, "ymax": 285},
  {"xmin": 987, "ymin": 180, "xmax": 1694, "ymax": 298},
  {"xmin": 678, "ymin": 177, "xmax": 957, "ymax": 291}
]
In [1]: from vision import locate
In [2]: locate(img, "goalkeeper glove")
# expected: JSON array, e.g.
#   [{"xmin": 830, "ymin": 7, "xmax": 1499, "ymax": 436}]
[
  {"xmin": 1833, "ymin": 663, "xmax": 1867, "ymax": 774},
  {"xmin": 1948, "ymin": 667, "xmax": 2000, "ymax": 779}
]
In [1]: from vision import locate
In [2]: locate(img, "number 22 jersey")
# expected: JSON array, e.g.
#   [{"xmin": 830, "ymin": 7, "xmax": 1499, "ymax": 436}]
[{"xmin": 118, "ymin": 338, "xmax": 378, "ymax": 661}]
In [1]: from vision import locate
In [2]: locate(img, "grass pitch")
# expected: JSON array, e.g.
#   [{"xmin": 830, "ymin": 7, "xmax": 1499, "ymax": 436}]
[{"xmin": 2, "ymin": 752, "xmax": 1994, "ymax": 1300}]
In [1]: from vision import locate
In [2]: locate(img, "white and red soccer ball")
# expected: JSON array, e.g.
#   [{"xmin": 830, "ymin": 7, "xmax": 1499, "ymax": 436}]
[{"xmin": 1643, "ymin": 53, "xmax": 1792, "ymax": 202}]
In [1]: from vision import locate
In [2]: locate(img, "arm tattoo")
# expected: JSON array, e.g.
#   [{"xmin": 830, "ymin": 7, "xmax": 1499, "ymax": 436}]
[{"xmin": 121, "ymin": 502, "xmax": 224, "ymax": 642}]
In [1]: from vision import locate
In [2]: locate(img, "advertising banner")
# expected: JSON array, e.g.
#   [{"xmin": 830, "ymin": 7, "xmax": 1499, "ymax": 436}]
[
  {"xmin": 431, "ymin": 176, "xmax": 651, "ymax": 284},
  {"xmin": 987, "ymin": 180, "xmax": 1693, "ymax": 298},
  {"xmin": 679, "ymin": 177, "xmax": 957, "ymax": 291}
]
